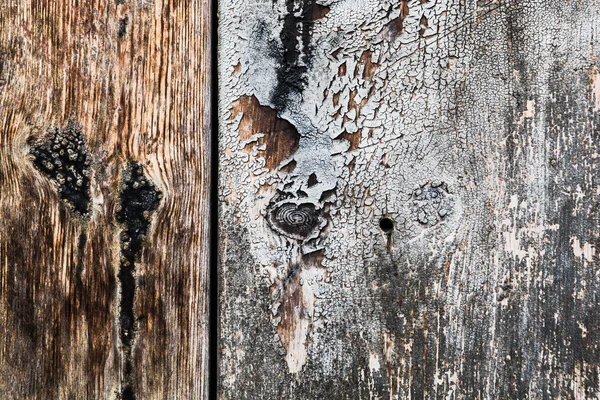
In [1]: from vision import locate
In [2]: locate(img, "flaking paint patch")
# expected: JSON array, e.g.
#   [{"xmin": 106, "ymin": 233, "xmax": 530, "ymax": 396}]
[
  {"xmin": 369, "ymin": 352, "xmax": 380, "ymax": 372},
  {"xmin": 501, "ymin": 195, "xmax": 560, "ymax": 262},
  {"xmin": 516, "ymin": 99, "xmax": 535, "ymax": 126},
  {"xmin": 591, "ymin": 67, "xmax": 600, "ymax": 111},
  {"xmin": 502, "ymin": 222, "xmax": 559, "ymax": 262},
  {"xmin": 220, "ymin": 0, "xmax": 471, "ymax": 378},
  {"xmin": 220, "ymin": 0, "xmax": 600, "ymax": 396},
  {"xmin": 230, "ymin": 95, "xmax": 301, "ymax": 171},
  {"xmin": 570, "ymin": 236, "xmax": 596, "ymax": 263}
]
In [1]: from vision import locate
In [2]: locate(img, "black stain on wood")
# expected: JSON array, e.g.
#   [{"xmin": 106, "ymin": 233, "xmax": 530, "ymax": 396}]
[
  {"xmin": 116, "ymin": 161, "xmax": 161, "ymax": 400},
  {"xmin": 29, "ymin": 121, "xmax": 91, "ymax": 215},
  {"xmin": 117, "ymin": 16, "xmax": 129, "ymax": 39},
  {"xmin": 76, "ymin": 231, "xmax": 87, "ymax": 287},
  {"xmin": 271, "ymin": 0, "xmax": 325, "ymax": 110}
]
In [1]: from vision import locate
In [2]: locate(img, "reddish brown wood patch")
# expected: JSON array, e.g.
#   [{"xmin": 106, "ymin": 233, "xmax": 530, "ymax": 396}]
[{"xmin": 231, "ymin": 95, "xmax": 300, "ymax": 170}]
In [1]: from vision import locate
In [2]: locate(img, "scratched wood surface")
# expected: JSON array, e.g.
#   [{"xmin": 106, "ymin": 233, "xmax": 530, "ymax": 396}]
[
  {"xmin": 0, "ymin": 1, "xmax": 211, "ymax": 399},
  {"xmin": 218, "ymin": 0, "xmax": 600, "ymax": 398}
]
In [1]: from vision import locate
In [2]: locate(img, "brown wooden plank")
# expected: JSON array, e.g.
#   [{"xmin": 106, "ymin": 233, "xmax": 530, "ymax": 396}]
[
  {"xmin": 218, "ymin": 0, "xmax": 600, "ymax": 398},
  {"xmin": 0, "ymin": 0, "xmax": 211, "ymax": 398}
]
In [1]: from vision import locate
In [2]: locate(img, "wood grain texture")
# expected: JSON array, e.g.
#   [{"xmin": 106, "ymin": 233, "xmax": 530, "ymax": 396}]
[
  {"xmin": 218, "ymin": 0, "xmax": 600, "ymax": 398},
  {"xmin": 0, "ymin": 0, "xmax": 211, "ymax": 398}
]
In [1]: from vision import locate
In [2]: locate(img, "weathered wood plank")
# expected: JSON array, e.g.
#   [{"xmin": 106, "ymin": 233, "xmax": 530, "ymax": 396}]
[
  {"xmin": 0, "ymin": 1, "xmax": 211, "ymax": 398},
  {"xmin": 218, "ymin": 0, "xmax": 600, "ymax": 398}
]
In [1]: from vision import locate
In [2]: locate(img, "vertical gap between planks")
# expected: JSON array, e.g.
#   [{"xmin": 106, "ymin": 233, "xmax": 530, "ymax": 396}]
[{"xmin": 209, "ymin": 0, "xmax": 219, "ymax": 395}]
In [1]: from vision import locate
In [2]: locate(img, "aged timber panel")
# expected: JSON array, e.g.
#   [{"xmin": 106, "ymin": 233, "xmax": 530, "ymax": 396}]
[
  {"xmin": 218, "ymin": 0, "xmax": 600, "ymax": 398},
  {"xmin": 0, "ymin": 1, "xmax": 211, "ymax": 399}
]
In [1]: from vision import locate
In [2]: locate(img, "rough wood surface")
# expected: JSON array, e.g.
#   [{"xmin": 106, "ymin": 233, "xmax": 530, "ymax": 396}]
[
  {"xmin": 0, "ymin": 1, "xmax": 211, "ymax": 399},
  {"xmin": 218, "ymin": 0, "xmax": 600, "ymax": 398}
]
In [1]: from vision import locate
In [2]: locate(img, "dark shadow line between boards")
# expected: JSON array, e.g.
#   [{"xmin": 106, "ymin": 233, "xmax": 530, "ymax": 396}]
[{"xmin": 209, "ymin": 0, "xmax": 219, "ymax": 396}]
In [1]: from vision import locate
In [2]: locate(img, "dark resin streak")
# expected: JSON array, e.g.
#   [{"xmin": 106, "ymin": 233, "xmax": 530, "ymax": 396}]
[{"xmin": 116, "ymin": 161, "xmax": 161, "ymax": 400}]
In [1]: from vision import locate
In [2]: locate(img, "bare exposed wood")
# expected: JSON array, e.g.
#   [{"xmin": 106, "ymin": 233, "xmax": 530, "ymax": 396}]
[
  {"xmin": 0, "ymin": 1, "xmax": 211, "ymax": 398},
  {"xmin": 218, "ymin": 0, "xmax": 600, "ymax": 398}
]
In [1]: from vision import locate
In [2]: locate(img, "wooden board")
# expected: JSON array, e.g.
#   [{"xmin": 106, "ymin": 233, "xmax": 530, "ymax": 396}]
[
  {"xmin": 218, "ymin": 0, "xmax": 600, "ymax": 397},
  {"xmin": 0, "ymin": 1, "xmax": 211, "ymax": 398}
]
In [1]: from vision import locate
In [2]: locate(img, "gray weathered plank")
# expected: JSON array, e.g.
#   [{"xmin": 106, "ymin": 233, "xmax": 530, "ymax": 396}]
[{"xmin": 218, "ymin": 0, "xmax": 600, "ymax": 398}]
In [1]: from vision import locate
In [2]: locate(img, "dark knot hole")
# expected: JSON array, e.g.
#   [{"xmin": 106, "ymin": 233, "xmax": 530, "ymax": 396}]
[{"xmin": 379, "ymin": 217, "xmax": 394, "ymax": 233}]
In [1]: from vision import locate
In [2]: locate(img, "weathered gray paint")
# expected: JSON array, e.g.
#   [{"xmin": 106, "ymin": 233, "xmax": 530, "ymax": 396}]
[{"xmin": 219, "ymin": 0, "xmax": 600, "ymax": 398}]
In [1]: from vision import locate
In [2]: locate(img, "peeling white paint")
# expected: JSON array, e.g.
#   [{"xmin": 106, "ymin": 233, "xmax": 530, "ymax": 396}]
[
  {"xmin": 571, "ymin": 236, "xmax": 596, "ymax": 263},
  {"xmin": 591, "ymin": 68, "xmax": 600, "ymax": 112},
  {"xmin": 219, "ymin": 0, "xmax": 600, "ymax": 395},
  {"xmin": 368, "ymin": 352, "xmax": 380, "ymax": 372}
]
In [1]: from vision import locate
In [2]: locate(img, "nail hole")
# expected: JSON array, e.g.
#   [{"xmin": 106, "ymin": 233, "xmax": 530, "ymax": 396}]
[{"xmin": 379, "ymin": 217, "xmax": 394, "ymax": 233}]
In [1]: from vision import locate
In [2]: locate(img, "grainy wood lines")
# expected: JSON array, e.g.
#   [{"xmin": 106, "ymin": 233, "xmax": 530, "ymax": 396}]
[
  {"xmin": 0, "ymin": 0, "xmax": 211, "ymax": 399},
  {"xmin": 218, "ymin": 0, "xmax": 600, "ymax": 398}
]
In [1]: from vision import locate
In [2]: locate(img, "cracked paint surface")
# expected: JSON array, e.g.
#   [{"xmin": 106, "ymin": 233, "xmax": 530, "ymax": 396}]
[{"xmin": 219, "ymin": 0, "xmax": 600, "ymax": 398}]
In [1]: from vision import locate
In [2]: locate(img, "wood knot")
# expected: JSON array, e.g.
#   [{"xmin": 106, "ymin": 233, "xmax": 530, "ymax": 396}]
[
  {"xmin": 267, "ymin": 201, "xmax": 324, "ymax": 240},
  {"xmin": 28, "ymin": 121, "xmax": 91, "ymax": 215},
  {"xmin": 410, "ymin": 181, "xmax": 454, "ymax": 227}
]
